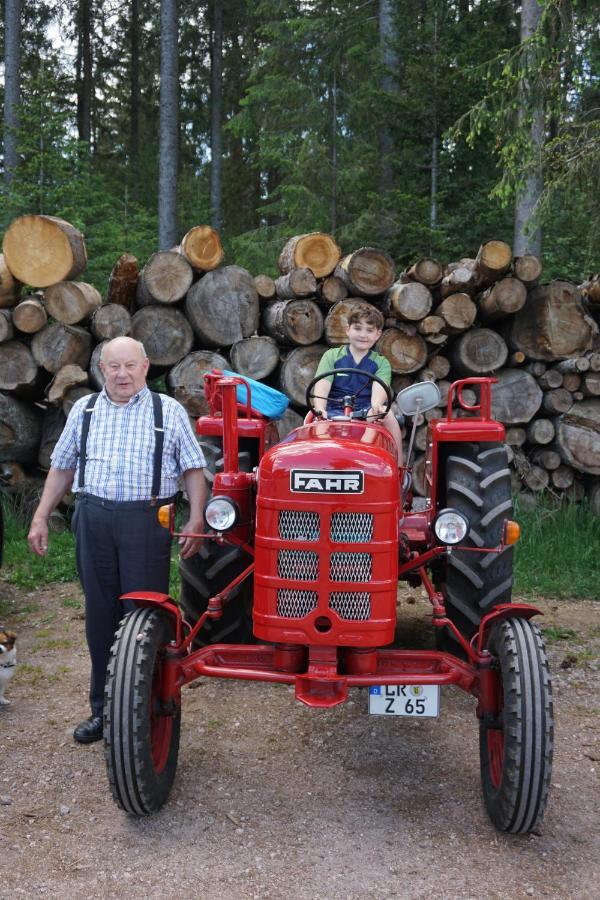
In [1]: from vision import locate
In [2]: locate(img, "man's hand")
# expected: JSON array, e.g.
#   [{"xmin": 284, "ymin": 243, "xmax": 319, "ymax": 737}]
[
  {"xmin": 178, "ymin": 517, "xmax": 205, "ymax": 559},
  {"xmin": 28, "ymin": 517, "xmax": 49, "ymax": 557}
]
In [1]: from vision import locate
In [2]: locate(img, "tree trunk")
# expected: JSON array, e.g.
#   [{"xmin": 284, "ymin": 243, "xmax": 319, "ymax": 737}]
[
  {"xmin": 185, "ymin": 266, "xmax": 259, "ymax": 347},
  {"xmin": 88, "ymin": 341, "xmax": 106, "ymax": 390},
  {"xmin": 490, "ymin": 369, "xmax": 543, "ymax": 423},
  {"xmin": 505, "ymin": 426, "xmax": 527, "ymax": 447},
  {"xmin": 385, "ymin": 282, "xmax": 432, "ymax": 321},
  {"xmin": 0, "ymin": 341, "xmax": 39, "ymax": 391},
  {"xmin": 450, "ymin": 328, "xmax": 508, "ymax": 374},
  {"xmin": 510, "ymin": 280, "xmax": 596, "ymax": 360},
  {"xmin": 38, "ymin": 405, "xmax": 67, "ymax": 471},
  {"xmin": 63, "ymin": 385, "xmax": 94, "ymax": 418},
  {"xmin": 12, "ymin": 297, "xmax": 47, "ymax": 333},
  {"xmin": 158, "ymin": 0, "xmax": 179, "ymax": 249},
  {"xmin": 537, "ymin": 369, "xmax": 563, "ymax": 390},
  {"xmin": 167, "ymin": 350, "xmax": 229, "ymax": 416},
  {"xmin": 475, "ymin": 240, "xmax": 512, "ymax": 285},
  {"xmin": 551, "ymin": 464, "xmax": 575, "ymax": 489},
  {"xmin": 3, "ymin": 0, "xmax": 21, "ymax": 184},
  {"xmin": 0, "ymin": 392, "xmax": 42, "ymax": 463},
  {"xmin": 581, "ymin": 274, "xmax": 600, "ymax": 305},
  {"xmin": 541, "ymin": 388, "xmax": 573, "ymax": 415},
  {"xmin": 180, "ymin": 225, "xmax": 224, "ymax": 272},
  {"xmin": 0, "ymin": 310, "xmax": 14, "ymax": 343},
  {"xmin": 278, "ymin": 233, "xmax": 341, "ymax": 278},
  {"xmin": 274, "ymin": 268, "xmax": 317, "ymax": 300},
  {"xmin": 31, "ymin": 323, "xmax": 93, "ymax": 374},
  {"xmin": 106, "ymin": 253, "xmax": 139, "ymax": 310},
  {"xmin": 279, "ymin": 345, "xmax": 328, "ymax": 408},
  {"xmin": 76, "ymin": 0, "xmax": 93, "ymax": 145},
  {"xmin": 555, "ymin": 399, "xmax": 600, "ymax": 474},
  {"xmin": 129, "ymin": 0, "xmax": 140, "ymax": 176},
  {"xmin": 514, "ymin": 254, "xmax": 542, "ymax": 287},
  {"xmin": 230, "ymin": 336, "xmax": 280, "ymax": 380},
  {"xmin": 0, "ymin": 254, "xmax": 20, "ymax": 308},
  {"xmin": 262, "ymin": 300, "xmax": 324, "ymax": 346},
  {"xmin": 209, "ymin": 0, "xmax": 223, "ymax": 230},
  {"xmin": 426, "ymin": 354, "xmax": 450, "ymax": 379},
  {"xmin": 254, "ymin": 275, "xmax": 276, "ymax": 303},
  {"xmin": 317, "ymin": 276, "xmax": 347, "ymax": 305},
  {"xmin": 131, "ymin": 306, "xmax": 194, "ymax": 367},
  {"xmin": 417, "ymin": 315, "xmax": 445, "ymax": 338},
  {"xmin": 376, "ymin": 328, "xmax": 428, "ymax": 374},
  {"xmin": 378, "ymin": 0, "xmax": 397, "ymax": 205},
  {"xmin": 2, "ymin": 216, "xmax": 88, "ymax": 288},
  {"xmin": 46, "ymin": 364, "xmax": 89, "ymax": 404},
  {"xmin": 277, "ymin": 407, "xmax": 304, "ymax": 441},
  {"xmin": 582, "ymin": 372, "xmax": 600, "ymax": 397},
  {"xmin": 555, "ymin": 357, "xmax": 590, "ymax": 373},
  {"xmin": 334, "ymin": 248, "xmax": 395, "ymax": 296},
  {"xmin": 526, "ymin": 418, "xmax": 555, "ymax": 444},
  {"xmin": 439, "ymin": 262, "xmax": 477, "ymax": 298},
  {"xmin": 137, "ymin": 251, "xmax": 193, "ymax": 304},
  {"xmin": 513, "ymin": 0, "xmax": 544, "ymax": 257},
  {"xmin": 90, "ymin": 304, "xmax": 132, "ymax": 341},
  {"xmin": 407, "ymin": 257, "xmax": 443, "ymax": 286},
  {"xmin": 531, "ymin": 447, "xmax": 561, "ymax": 470},
  {"xmin": 44, "ymin": 282, "xmax": 102, "ymax": 324},
  {"xmin": 435, "ymin": 293, "xmax": 477, "ymax": 334},
  {"xmin": 478, "ymin": 277, "xmax": 527, "ymax": 319}
]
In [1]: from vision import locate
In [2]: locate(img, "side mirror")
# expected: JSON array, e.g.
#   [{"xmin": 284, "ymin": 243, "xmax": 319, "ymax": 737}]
[{"xmin": 396, "ymin": 381, "xmax": 441, "ymax": 416}]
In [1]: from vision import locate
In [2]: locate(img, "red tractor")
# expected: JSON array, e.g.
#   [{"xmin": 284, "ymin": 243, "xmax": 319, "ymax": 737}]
[{"xmin": 103, "ymin": 371, "xmax": 553, "ymax": 833}]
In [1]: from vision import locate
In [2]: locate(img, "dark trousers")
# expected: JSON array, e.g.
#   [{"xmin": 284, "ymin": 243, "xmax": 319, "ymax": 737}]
[{"xmin": 72, "ymin": 494, "xmax": 172, "ymax": 716}]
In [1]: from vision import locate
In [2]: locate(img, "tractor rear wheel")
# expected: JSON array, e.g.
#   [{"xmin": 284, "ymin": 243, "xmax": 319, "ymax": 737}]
[
  {"xmin": 480, "ymin": 617, "xmax": 553, "ymax": 833},
  {"xmin": 104, "ymin": 607, "xmax": 180, "ymax": 815},
  {"xmin": 444, "ymin": 442, "xmax": 513, "ymax": 639},
  {"xmin": 179, "ymin": 434, "xmax": 254, "ymax": 644}
]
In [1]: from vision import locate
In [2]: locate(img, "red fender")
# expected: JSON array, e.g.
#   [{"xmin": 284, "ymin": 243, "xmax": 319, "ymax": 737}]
[
  {"xmin": 476, "ymin": 602, "xmax": 543, "ymax": 655},
  {"xmin": 120, "ymin": 592, "xmax": 184, "ymax": 645}
]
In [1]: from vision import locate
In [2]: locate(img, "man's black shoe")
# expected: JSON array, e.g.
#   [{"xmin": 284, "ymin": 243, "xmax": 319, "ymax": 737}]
[{"xmin": 73, "ymin": 715, "xmax": 103, "ymax": 744}]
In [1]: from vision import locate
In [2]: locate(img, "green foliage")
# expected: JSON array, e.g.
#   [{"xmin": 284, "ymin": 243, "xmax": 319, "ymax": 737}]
[
  {"xmin": 1, "ymin": 508, "xmax": 78, "ymax": 590},
  {"xmin": 513, "ymin": 498, "xmax": 600, "ymax": 600}
]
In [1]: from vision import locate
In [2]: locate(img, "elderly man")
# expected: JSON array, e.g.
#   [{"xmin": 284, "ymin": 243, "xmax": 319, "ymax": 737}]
[{"xmin": 28, "ymin": 337, "xmax": 207, "ymax": 744}]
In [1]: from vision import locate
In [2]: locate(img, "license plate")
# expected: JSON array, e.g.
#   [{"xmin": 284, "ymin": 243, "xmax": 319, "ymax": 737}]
[{"xmin": 368, "ymin": 685, "xmax": 440, "ymax": 717}]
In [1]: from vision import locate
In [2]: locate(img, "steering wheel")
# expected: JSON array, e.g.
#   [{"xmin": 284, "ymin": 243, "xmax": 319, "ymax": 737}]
[{"xmin": 305, "ymin": 367, "xmax": 394, "ymax": 420}]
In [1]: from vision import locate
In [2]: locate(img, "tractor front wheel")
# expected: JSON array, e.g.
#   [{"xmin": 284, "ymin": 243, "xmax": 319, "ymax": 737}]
[
  {"xmin": 480, "ymin": 617, "xmax": 553, "ymax": 833},
  {"xmin": 104, "ymin": 607, "xmax": 181, "ymax": 815}
]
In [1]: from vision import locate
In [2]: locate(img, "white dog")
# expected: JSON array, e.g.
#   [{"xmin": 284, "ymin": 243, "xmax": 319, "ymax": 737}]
[{"xmin": 0, "ymin": 629, "xmax": 17, "ymax": 705}]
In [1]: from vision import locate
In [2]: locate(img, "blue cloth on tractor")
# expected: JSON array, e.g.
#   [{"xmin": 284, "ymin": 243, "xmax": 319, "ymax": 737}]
[{"xmin": 223, "ymin": 370, "xmax": 289, "ymax": 420}]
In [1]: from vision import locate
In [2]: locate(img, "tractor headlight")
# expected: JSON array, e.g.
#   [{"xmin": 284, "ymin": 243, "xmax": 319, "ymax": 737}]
[
  {"xmin": 434, "ymin": 508, "xmax": 469, "ymax": 545},
  {"xmin": 204, "ymin": 496, "xmax": 239, "ymax": 532}
]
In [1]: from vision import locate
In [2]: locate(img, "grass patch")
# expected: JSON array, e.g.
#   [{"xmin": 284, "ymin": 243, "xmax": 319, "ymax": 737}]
[
  {"xmin": 513, "ymin": 499, "xmax": 600, "ymax": 599},
  {"xmin": 61, "ymin": 597, "xmax": 82, "ymax": 609},
  {"xmin": 1, "ymin": 507, "xmax": 78, "ymax": 590},
  {"xmin": 541, "ymin": 625, "xmax": 578, "ymax": 643}
]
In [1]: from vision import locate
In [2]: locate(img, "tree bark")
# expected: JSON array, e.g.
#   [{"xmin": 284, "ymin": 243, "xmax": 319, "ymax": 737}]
[
  {"xmin": 230, "ymin": 336, "xmax": 280, "ymax": 380},
  {"xmin": 318, "ymin": 276, "xmax": 347, "ymax": 305},
  {"xmin": 407, "ymin": 257, "xmax": 443, "ymax": 286},
  {"xmin": 158, "ymin": 0, "xmax": 179, "ymax": 249},
  {"xmin": 3, "ymin": 0, "xmax": 21, "ymax": 184},
  {"xmin": 12, "ymin": 297, "xmax": 47, "ymax": 334},
  {"xmin": 0, "ymin": 254, "xmax": 20, "ymax": 308},
  {"xmin": 209, "ymin": 0, "xmax": 223, "ymax": 231},
  {"xmin": 435, "ymin": 293, "xmax": 477, "ymax": 333},
  {"xmin": 130, "ymin": 0, "xmax": 140, "ymax": 175},
  {"xmin": 106, "ymin": 253, "xmax": 138, "ymax": 310},
  {"xmin": 514, "ymin": 254, "xmax": 542, "ymax": 287},
  {"xmin": 478, "ymin": 277, "xmax": 527, "ymax": 320},
  {"xmin": 385, "ymin": 282, "xmax": 433, "ymax": 321},
  {"xmin": 31, "ymin": 323, "xmax": 92, "ymax": 374},
  {"xmin": 376, "ymin": 329, "xmax": 428, "ymax": 374},
  {"xmin": 46, "ymin": 365, "xmax": 89, "ymax": 404},
  {"xmin": 0, "ymin": 341, "xmax": 39, "ymax": 392},
  {"xmin": 274, "ymin": 268, "xmax": 317, "ymax": 300},
  {"xmin": 44, "ymin": 282, "xmax": 102, "ymax": 325},
  {"xmin": 0, "ymin": 310, "xmax": 14, "ymax": 343},
  {"xmin": 254, "ymin": 275, "xmax": 276, "ymax": 303},
  {"xmin": 76, "ymin": 0, "xmax": 93, "ymax": 145},
  {"xmin": 513, "ymin": 0, "xmax": 544, "ymax": 257},
  {"xmin": 334, "ymin": 248, "xmax": 395, "ymax": 296},
  {"xmin": 0, "ymin": 392, "xmax": 42, "ymax": 464},
  {"xmin": 555, "ymin": 399, "xmax": 600, "ymax": 474},
  {"xmin": 510, "ymin": 280, "xmax": 596, "ymax": 360}
]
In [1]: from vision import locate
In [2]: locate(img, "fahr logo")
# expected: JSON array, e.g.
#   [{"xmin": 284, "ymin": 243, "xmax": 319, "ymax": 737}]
[{"xmin": 290, "ymin": 470, "xmax": 364, "ymax": 494}]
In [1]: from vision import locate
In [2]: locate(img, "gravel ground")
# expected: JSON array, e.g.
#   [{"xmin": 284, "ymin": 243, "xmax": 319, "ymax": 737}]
[{"xmin": 0, "ymin": 583, "xmax": 599, "ymax": 900}]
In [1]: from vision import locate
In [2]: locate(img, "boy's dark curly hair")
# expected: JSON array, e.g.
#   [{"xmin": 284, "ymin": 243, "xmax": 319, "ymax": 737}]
[{"xmin": 347, "ymin": 303, "xmax": 384, "ymax": 331}]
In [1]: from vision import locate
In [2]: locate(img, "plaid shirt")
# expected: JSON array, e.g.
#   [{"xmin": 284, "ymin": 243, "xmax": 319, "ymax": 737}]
[{"xmin": 51, "ymin": 386, "xmax": 206, "ymax": 501}]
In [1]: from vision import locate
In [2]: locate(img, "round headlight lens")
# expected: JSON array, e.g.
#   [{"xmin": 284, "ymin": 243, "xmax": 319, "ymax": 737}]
[
  {"xmin": 434, "ymin": 509, "xmax": 469, "ymax": 545},
  {"xmin": 204, "ymin": 497, "xmax": 238, "ymax": 532}
]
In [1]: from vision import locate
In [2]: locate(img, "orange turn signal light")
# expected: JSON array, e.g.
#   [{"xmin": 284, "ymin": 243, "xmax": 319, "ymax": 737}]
[
  {"xmin": 503, "ymin": 520, "xmax": 521, "ymax": 545},
  {"xmin": 158, "ymin": 503, "xmax": 174, "ymax": 529}
]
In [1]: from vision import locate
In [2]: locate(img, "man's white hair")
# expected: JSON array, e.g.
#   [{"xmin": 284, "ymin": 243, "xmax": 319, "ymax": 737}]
[{"xmin": 100, "ymin": 337, "xmax": 148, "ymax": 362}]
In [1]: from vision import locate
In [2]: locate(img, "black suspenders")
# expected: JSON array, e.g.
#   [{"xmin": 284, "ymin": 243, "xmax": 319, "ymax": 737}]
[{"xmin": 78, "ymin": 391, "xmax": 164, "ymax": 501}]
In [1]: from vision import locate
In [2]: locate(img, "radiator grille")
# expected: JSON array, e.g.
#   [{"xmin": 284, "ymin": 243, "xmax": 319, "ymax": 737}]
[
  {"xmin": 277, "ymin": 589, "xmax": 318, "ymax": 618},
  {"xmin": 329, "ymin": 552, "xmax": 372, "ymax": 582},
  {"xmin": 330, "ymin": 512, "xmax": 374, "ymax": 543},
  {"xmin": 278, "ymin": 510, "xmax": 320, "ymax": 542},
  {"xmin": 329, "ymin": 592, "xmax": 371, "ymax": 621},
  {"xmin": 278, "ymin": 549, "xmax": 319, "ymax": 581}
]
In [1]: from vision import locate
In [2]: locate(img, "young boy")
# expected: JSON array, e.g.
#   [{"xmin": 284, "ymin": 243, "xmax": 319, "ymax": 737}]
[{"xmin": 311, "ymin": 304, "xmax": 403, "ymax": 464}]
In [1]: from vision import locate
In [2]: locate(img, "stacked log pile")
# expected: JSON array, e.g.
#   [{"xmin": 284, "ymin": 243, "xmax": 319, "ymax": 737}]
[{"xmin": 0, "ymin": 215, "xmax": 599, "ymax": 514}]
